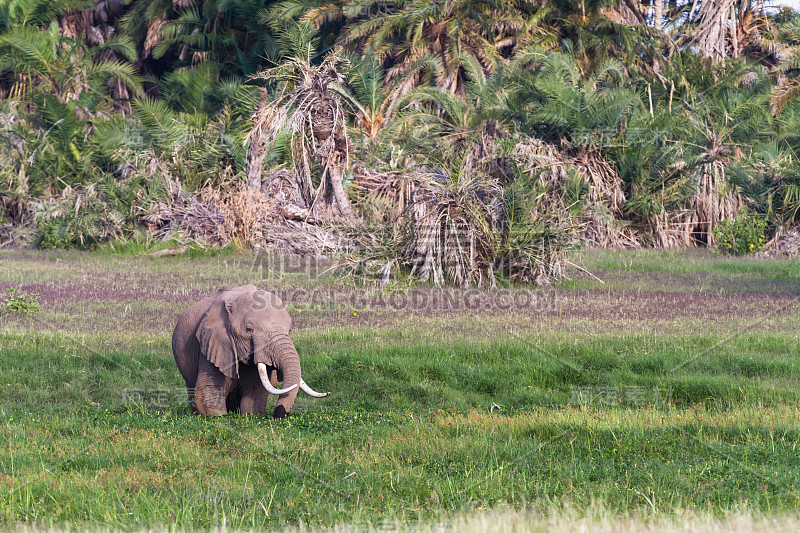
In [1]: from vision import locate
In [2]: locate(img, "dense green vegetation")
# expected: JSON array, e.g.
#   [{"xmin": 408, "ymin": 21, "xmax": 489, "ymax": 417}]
[
  {"xmin": 0, "ymin": 248, "xmax": 798, "ymax": 529},
  {"xmin": 2, "ymin": 1, "xmax": 800, "ymax": 283}
]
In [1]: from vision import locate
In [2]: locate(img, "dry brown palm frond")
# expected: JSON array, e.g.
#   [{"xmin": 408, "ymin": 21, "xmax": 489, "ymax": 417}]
[
  {"xmin": 131, "ymin": 145, "xmax": 336, "ymax": 252},
  {"xmin": 511, "ymin": 139, "xmax": 640, "ymax": 249},
  {"xmin": 755, "ymin": 226, "xmax": 800, "ymax": 258},
  {"xmin": 266, "ymin": 152, "xmax": 574, "ymax": 286},
  {"xmin": 644, "ymin": 158, "xmax": 741, "ymax": 249},
  {"xmin": 511, "ymin": 134, "xmax": 739, "ymax": 249},
  {"xmin": 650, "ymin": 208, "xmax": 699, "ymax": 249},
  {"xmin": 771, "ymin": 77, "xmax": 800, "ymax": 115},
  {"xmin": 0, "ymin": 222, "xmax": 15, "ymax": 248},
  {"xmin": 351, "ymin": 165, "xmax": 421, "ymax": 224},
  {"xmin": 245, "ymin": 88, "xmax": 271, "ymax": 191},
  {"xmin": 140, "ymin": 190, "xmax": 228, "ymax": 247},
  {"xmin": 126, "ymin": 151, "xmax": 224, "ymax": 246},
  {"xmin": 58, "ymin": 9, "xmax": 95, "ymax": 39},
  {"xmin": 256, "ymin": 219, "xmax": 345, "ymax": 257},
  {"xmin": 144, "ymin": 18, "xmax": 168, "ymax": 59},
  {"xmin": 605, "ymin": 0, "xmax": 648, "ymax": 27},
  {"xmin": 142, "ymin": 180, "xmax": 268, "ymax": 248},
  {"xmin": 690, "ymin": 161, "xmax": 742, "ymax": 245},
  {"xmin": 260, "ymin": 168, "xmax": 324, "ymax": 224},
  {"xmin": 108, "ymin": 77, "xmax": 132, "ymax": 114},
  {"xmin": 405, "ymin": 171, "xmax": 503, "ymax": 287},
  {"xmin": 679, "ymin": 0, "xmax": 737, "ymax": 63},
  {"xmin": 344, "ymin": 165, "xmax": 512, "ymax": 287}
]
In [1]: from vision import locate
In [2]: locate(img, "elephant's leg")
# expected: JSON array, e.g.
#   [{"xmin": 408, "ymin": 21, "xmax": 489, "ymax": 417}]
[
  {"xmin": 187, "ymin": 386, "xmax": 198, "ymax": 414},
  {"xmin": 239, "ymin": 366, "xmax": 269, "ymax": 415},
  {"xmin": 226, "ymin": 385, "xmax": 242, "ymax": 413},
  {"xmin": 195, "ymin": 358, "xmax": 229, "ymax": 416}
]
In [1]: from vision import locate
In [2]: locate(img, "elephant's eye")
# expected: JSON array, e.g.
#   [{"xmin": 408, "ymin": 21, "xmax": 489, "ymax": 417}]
[{"xmin": 245, "ymin": 323, "xmax": 254, "ymax": 333}]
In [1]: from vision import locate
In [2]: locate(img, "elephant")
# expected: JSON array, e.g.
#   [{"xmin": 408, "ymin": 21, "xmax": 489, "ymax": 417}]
[{"xmin": 172, "ymin": 284, "xmax": 327, "ymax": 418}]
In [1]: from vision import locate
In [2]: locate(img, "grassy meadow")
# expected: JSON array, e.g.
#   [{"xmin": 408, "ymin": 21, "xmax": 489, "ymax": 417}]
[{"xmin": 0, "ymin": 248, "xmax": 799, "ymax": 531}]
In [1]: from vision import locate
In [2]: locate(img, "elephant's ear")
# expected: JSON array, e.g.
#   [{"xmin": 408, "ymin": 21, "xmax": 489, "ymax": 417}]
[{"xmin": 196, "ymin": 295, "xmax": 239, "ymax": 379}]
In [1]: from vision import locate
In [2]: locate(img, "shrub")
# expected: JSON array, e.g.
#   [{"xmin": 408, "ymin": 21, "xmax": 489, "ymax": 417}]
[
  {"xmin": 712, "ymin": 214, "xmax": 767, "ymax": 255},
  {"xmin": 3, "ymin": 288, "xmax": 40, "ymax": 315}
]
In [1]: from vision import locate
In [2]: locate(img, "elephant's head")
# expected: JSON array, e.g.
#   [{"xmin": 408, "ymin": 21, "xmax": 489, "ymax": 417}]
[{"xmin": 196, "ymin": 285, "xmax": 327, "ymax": 418}]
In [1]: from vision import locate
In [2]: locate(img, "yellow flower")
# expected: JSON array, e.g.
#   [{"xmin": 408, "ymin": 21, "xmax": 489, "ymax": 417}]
[{"xmin": 353, "ymin": 311, "xmax": 357, "ymax": 317}]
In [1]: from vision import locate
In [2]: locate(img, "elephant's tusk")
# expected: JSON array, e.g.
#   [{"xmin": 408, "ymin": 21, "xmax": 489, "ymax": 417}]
[
  {"xmin": 258, "ymin": 363, "xmax": 298, "ymax": 395},
  {"xmin": 300, "ymin": 379, "xmax": 328, "ymax": 398}
]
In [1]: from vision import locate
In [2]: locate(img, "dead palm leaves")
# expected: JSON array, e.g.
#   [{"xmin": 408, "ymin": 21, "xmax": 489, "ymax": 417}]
[
  {"xmin": 511, "ymin": 138, "xmax": 639, "ymax": 249},
  {"xmin": 352, "ymin": 158, "xmax": 571, "ymax": 287},
  {"xmin": 405, "ymin": 170, "xmax": 503, "ymax": 287}
]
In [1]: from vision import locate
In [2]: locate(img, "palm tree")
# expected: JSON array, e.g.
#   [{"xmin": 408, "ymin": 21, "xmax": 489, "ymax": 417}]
[
  {"xmin": 769, "ymin": 14, "xmax": 800, "ymax": 114},
  {"xmin": 504, "ymin": 49, "xmax": 647, "ymax": 247},
  {"xmin": 121, "ymin": 0, "xmax": 277, "ymax": 85},
  {"xmin": 727, "ymin": 141, "xmax": 800, "ymax": 229},
  {"xmin": 657, "ymin": 61, "xmax": 767, "ymax": 245},
  {"xmin": 388, "ymin": 54, "xmax": 508, "ymax": 172},
  {"xmin": 677, "ymin": 0, "xmax": 778, "ymax": 64},
  {"xmin": 249, "ymin": 42, "xmax": 357, "ymax": 221},
  {"xmin": 346, "ymin": 55, "xmax": 393, "ymax": 141},
  {"xmin": 530, "ymin": 0, "xmax": 664, "ymax": 75},
  {"xmin": 0, "ymin": 24, "xmax": 140, "ymax": 104},
  {"xmin": 403, "ymin": 148, "xmax": 504, "ymax": 287},
  {"xmin": 301, "ymin": 0, "xmax": 532, "ymax": 95},
  {"xmin": 507, "ymin": 47, "xmax": 639, "ymax": 150},
  {"xmin": 0, "ymin": 0, "xmax": 140, "ymax": 104}
]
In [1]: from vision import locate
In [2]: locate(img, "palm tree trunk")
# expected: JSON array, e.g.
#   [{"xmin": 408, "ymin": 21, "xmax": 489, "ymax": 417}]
[
  {"xmin": 612, "ymin": 0, "xmax": 647, "ymax": 25},
  {"xmin": 654, "ymin": 0, "xmax": 664, "ymax": 30},
  {"xmin": 327, "ymin": 152, "xmax": 355, "ymax": 222},
  {"xmin": 311, "ymin": 103, "xmax": 355, "ymax": 222},
  {"xmin": 246, "ymin": 88, "xmax": 269, "ymax": 191},
  {"xmin": 685, "ymin": 0, "xmax": 736, "ymax": 63}
]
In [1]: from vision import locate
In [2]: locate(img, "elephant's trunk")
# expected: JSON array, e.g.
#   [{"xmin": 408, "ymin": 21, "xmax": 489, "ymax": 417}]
[{"xmin": 268, "ymin": 333, "xmax": 302, "ymax": 419}]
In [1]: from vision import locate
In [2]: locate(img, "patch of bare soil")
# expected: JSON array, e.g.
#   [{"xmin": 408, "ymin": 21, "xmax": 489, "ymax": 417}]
[{"xmin": 2, "ymin": 253, "xmax": 797, "ymax": 338}]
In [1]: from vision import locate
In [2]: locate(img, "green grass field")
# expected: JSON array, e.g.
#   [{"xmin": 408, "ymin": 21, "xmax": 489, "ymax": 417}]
[{"xmin": 1, "ymin": 248, "xmax": 799, "ymax": 531}]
